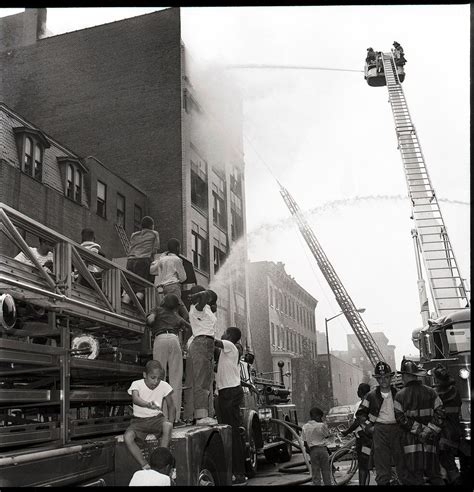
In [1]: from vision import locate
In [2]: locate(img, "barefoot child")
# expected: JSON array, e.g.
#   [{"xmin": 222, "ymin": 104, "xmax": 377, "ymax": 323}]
[{"xmin": 124, "ymin": 360, "xmax": 175, "ymax": 469}]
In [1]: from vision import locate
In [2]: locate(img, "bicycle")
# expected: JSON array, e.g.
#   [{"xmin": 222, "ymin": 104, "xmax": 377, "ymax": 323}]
[{"xmin": 329, "ymin": 428, "xmax": 358, "ymax": 486}]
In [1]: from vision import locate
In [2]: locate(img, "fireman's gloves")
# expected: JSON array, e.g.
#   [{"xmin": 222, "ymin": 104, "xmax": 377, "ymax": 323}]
[
  {"xmin": 364, "ymin": 424, "xmax": 374, "ymax": 436},
  {"xmin": 418, "ymin": 425, "xmax": 436, "ymax": 443}
]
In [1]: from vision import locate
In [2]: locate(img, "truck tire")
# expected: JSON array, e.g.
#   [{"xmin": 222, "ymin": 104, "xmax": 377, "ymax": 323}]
[
  {"xmin": 198, "ymin": 453, "xmax": 219, "ymax": 486},
  {"xmin": 245, "ymin": 425, "xmax": 258, "ymax": 478},
  {"xmin": 278, "ymin": 419, "xmax": 293, "ymax": 463}
]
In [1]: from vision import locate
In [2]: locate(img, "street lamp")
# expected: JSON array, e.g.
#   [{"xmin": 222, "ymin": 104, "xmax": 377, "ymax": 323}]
[{"xmin": 325, "ymin": 308, "xmax": 366, "ymax": 407}]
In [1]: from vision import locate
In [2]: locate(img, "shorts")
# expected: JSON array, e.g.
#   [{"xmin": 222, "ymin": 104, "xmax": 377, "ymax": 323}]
[{"xmin": 127, "ymin": 414, "xmax": 165, "ymax": 442}]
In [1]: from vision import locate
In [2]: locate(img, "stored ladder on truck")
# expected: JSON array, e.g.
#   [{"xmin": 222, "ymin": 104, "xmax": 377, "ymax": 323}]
[
  {"xmin": 379, "ymin": 52, "xmax": 470, "ymax": 318},
  {"xmin": 115, "ymin": 223, "xmax": 130, "ymax": 255},
  {"xmin": 279, "ymin": 186, "xmax": 385, "ymax": 367}
]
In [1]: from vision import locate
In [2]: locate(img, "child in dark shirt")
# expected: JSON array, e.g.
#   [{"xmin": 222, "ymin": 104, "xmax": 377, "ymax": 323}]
[{"xmin": 147, "ymin": 294, "xmax": 191, "ymax": 427}]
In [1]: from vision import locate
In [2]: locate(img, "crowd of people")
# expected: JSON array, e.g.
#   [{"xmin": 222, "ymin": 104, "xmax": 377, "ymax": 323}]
[
  {"xmin": 12, "ymin": 219, "xmax": 465, "ymax": 487},
  {"xmin": 302, "ymin": 358, "xmax": 464, "ymax": 486}
]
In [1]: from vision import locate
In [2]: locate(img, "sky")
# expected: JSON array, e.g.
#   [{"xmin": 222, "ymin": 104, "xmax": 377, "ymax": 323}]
[{"xmin": 1, "ymin": 6, "xmax": 470, "ymax": 366}]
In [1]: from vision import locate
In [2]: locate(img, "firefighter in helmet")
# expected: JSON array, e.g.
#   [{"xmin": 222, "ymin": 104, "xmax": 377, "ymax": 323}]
[
  {"xmin": 394, "ymin": 359, "xmax": 445, "ymax": 485},
  {"xmin": 433, "ymin": 364, "xmax": 462, "ymax": 484},
  {"xmin": 355, "ymin": 361, "xmax": 405, "ymax": 485}
]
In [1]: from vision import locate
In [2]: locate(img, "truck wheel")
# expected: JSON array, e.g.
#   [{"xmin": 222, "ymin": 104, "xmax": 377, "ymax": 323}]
[
  {"xmin": 245, "ymin": 426, "xmax": 258, "ymax": 478},
  {"xmin": 198, "ymin": 453, "xmax": 219, "ymax": 486},
  {"xmin": 278, "ymin": 440, "xmax": 293, "ymax": 463}
]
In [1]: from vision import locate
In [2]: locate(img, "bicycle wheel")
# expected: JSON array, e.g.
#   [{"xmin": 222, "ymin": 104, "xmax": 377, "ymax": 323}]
[{"xmin": 330, "ymin": 446, "xmax": 358, "ymax": 486}]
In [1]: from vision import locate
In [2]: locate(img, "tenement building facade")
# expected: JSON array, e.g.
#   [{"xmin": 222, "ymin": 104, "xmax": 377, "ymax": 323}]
[
  {"xmin": 0, "ymin": 103, "xmax": 147, "ymax": 259},
  {"xmin": 248, "ymin": 261, "xmax": 318, "ymax": 392}
]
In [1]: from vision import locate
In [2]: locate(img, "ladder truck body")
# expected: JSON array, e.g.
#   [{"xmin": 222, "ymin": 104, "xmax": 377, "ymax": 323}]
[
  {"xmin": 365, "ymin": 50, "xmax": 471, "ymax": 456},
  {"xmin": 279, "ymin": 185, "xmax": 385, "ymax": 369}
]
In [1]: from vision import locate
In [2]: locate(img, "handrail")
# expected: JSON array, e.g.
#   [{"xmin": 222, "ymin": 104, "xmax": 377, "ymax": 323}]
[{"xmin": 0, "ymin": 202, "xmax": 153, "ymax": 290}]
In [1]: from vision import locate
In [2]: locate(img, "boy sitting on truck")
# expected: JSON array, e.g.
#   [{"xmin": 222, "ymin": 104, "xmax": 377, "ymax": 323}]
[{"xmin": 124, "ymin": 360, "xmax": 175, "ymax": 470}]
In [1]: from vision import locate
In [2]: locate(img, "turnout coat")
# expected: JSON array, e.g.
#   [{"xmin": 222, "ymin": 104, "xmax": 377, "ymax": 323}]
[
  {"xmin": 394, "ymin": 380, "xmax": 446, "ymax": 473},
  {"xmin": 355, "ymin": 385, "xmax": 398, "ymax": 431},
  {"xmin": 436, "ymin": 383, "xmax": 462, "ymax": 452}
]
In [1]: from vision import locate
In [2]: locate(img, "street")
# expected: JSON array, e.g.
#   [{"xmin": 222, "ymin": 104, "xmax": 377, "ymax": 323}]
[{"xmin": 247, "ymin": 451, "xmax": 363, "ymax": 486}]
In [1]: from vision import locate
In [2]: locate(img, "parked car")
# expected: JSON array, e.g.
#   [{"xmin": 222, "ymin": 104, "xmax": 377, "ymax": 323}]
[{"xmin": 326, "ymin": 404, "xmax": 358, "ymax": 430}]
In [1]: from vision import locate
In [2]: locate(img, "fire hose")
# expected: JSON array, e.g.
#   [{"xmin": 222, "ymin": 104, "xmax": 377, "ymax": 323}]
[{"xmin": 268, "ymin": 418, "xmax": 312, "ymax": 485}]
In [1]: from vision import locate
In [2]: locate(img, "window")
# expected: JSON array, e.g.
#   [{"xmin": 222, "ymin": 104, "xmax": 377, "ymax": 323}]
[
  {"xmin": 57, "ymin": 157, "xmax": 85, "ymax": 204},
  {"xmin": 14, "ymin": 127, "xmax": 50, "ymax": 181},
  {"xmin": 24, "ymin": 137, "xmax": 33, "ymax": 175},
  {"xmin": 134, "ymin": 205, "xmax": 142, "ymax": 232},
  {"xmin": 230, "ymin": 192, "xmax": 244, "ymax": 241},
  {"xmin": 269, "ymin": 286, "xmax": 273, "ymax": 306},
  {"xmin": 191, "ymin": 159, "xmax": 208, "ymax": 212},
  {"xmin": 74, "ymin": 167, "xmax": 82, "ymax": 202},
  {"xmin": 97, "ymin": 181, "xmax": 107, "ymax": 218},
  {"xmin": 270, "ymin": 322, "xmax": 275, "ymax": 345},
  {"xmin": 212, "ymin": 174, "xmax": 227, "ymax": 229},
  {"xmin": 33, "ymin": 143, "xmax": 43, "ymax": 180},
  {"xmin": 66, "ymin": 164, "xmax": 74, "ymax": 199},
  {"xmin": 213, "ymin": 241, "xmax": 227, "ymax": 274},
  {"xmin": 191, "ymin": 223, "xmax": 209, "ymax": 272},
  {"xmin": 116, "ymin": 193, "xmax": 125, "ymax": 227}
]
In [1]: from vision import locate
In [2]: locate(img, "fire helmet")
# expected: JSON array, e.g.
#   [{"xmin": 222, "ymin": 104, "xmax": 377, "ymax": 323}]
[
  {"xmin": 374, "ymin": 361, "xmax": 394, "ymax": 378},
  {"xmin": 400, "ymin": 358, "xmax": 427, "ymax": 376}
]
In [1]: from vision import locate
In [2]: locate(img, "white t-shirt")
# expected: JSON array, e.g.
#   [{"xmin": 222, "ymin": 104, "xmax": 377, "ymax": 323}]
[
  {"xmin": 15, "ymin": 248, "xmax": 53, "ymax": 272},
  {"xmin": 127, "ymin": 379, "xmax": 173, "ymax": 418},
  {"xmin": 129, "ymin": 469, "xmax": 171, "ymax": 486},
  {"xmin": 189, "ymin": 304, "xmax": 217, "ymax": 338},
  {"xmin": 376, "ymin": 390, "xmax": 396, "ymax": 424},
  {"xmin": 151, "ymin": 252, "xmax": 187, "ymax": 286},
  {"xmin": 216, "ymin": 340, "xmax": 241, "ymax": 390}
]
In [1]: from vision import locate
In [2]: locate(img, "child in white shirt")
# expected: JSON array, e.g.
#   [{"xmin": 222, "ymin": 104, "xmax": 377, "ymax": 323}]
[{"xmin": 124, "ymin": 360, "xmax": 175, "ymax": 469}]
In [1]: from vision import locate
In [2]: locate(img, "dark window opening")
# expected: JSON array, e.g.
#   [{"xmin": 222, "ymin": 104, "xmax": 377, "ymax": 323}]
[
  {"xmin": 97, "ymin": 181, "xmax": 107, "ymax": 218},
  {"xmin": 212, "ymin": 192, "xmax": 227, "ymax": 229},
  {"xmin": 74, "ymin": 167, "xmax": 81, "ymax": 202},
  {"xmin": 133, "ymin": 205, "xmax": 142, "ymax": 232},
  {"xmin": 117, "ymin": 193, "xmax": 125, "ymax": 228},
  {"xmin": 191, "ymin": 226, "xmax": 209, "ymax": 272},
  {"xmin": 191, "ymin": 159, "xmax": 208, "ymax": 212},
  {"xmin": 213, "ymin": 245, "xmax": 227, "ymax": 274}
]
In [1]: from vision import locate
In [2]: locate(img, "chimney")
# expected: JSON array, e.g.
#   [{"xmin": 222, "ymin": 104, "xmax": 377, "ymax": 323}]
[{"xmin": 22, "ymin": 8, "xmax": 47, "ymax": 46}]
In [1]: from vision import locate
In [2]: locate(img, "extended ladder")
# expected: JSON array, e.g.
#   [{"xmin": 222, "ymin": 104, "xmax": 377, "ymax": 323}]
[
  {"xmin": 115, "ymin": 223, "xmax": 130, "ymax": 255},
  {"xmin": 381, "ymin": 52, "xmax": 470, "ymax": 317},
  {"xmin": 279, "ymin": 185, "xmax": 385, "ymax": 367}
]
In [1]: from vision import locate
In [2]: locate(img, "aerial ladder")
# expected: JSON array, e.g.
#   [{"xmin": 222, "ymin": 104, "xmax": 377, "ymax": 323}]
[
  {"xmin": 366, "ymin": 50, "xmax": 470, "ymax": 324},
  {"xmin": 279, "ymin": 185, "xmax": 385, "ymax": 367}
]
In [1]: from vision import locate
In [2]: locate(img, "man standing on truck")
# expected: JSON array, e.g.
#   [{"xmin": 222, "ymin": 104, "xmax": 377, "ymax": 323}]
[
  {"xmin": 214, "ymin": 326, "xmax": 247, "ymax": 486},
  {"xmin": 355, "ymin": 361, "xmax": 405, "ymax": 486}
]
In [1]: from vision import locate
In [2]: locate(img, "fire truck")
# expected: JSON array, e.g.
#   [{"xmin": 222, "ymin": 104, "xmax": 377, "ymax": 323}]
[
  {"xmin": 0, "ymin": 202, "xmax": 232, "ymax": 486},
  {"xmin": 238, "ymin": 354, "xmax": 298, "ymax": 477},
  {"xmin": 365, "ymin": 47, "xmax": 471, "ymax": 477}
]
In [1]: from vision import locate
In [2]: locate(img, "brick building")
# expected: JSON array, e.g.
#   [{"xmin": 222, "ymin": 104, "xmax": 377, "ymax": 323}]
[
  {"xmin": 0, "ymin": 103, "xmax": 147, "ymax": 258},
  {"xmin": 248, "ymin": 261, "xmax": 318, "ymax": 393},
  {"xmin": 0, "ymin": 8, "xmax": 249, "ymax": 336}
]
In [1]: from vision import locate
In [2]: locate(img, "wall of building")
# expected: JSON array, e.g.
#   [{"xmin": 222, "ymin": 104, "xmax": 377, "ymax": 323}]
[
  {"xmin": 0, "ymin": 8, "xmax": 184, "ymax": 247},
  {"xmin": 0, "ymin": 105, "xmax": 147, "ymax": 259}
]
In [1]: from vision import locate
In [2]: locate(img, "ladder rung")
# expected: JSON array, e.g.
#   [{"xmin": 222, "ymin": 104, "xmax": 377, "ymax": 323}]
[{"xmin": 413, "ymin": 217, "xmax": 443, "ymax": 221}]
